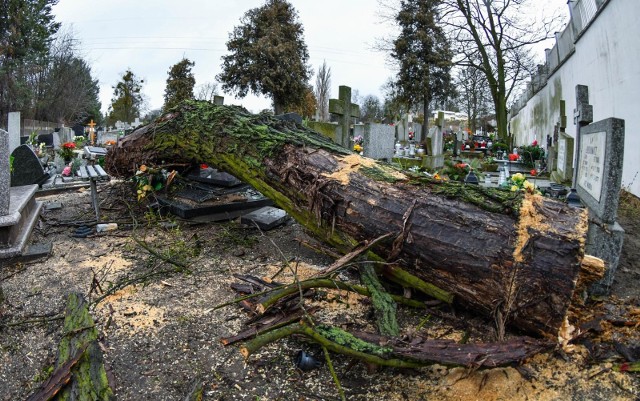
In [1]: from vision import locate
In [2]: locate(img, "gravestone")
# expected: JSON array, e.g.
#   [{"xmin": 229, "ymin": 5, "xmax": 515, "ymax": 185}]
[
  {"xmin": 187, "ymin": 167, "xmax": 243, "ymax": 187},
  {"xmin": 576, "ymin": 118, "xmax": 625, "ymax": 222},
  {"xmin": 571, "ymin": 85, "xmax": 624, "ymax": 294},
  {"xmin": 329, "ymin": 86, "xmax": 360, "ymax": 149},
  {"xmin": 363, "ymin": 123, "xmax": 395, "ymax": 160},
  {"xmin": 423, "ymin": 112, "xmax": 445, "ymax": 169},
  {"xmin": 572, "ymin": 84, "xmax": 593, "ymax": 188},
  {"xmin": 1, "ymin": 130, "xmax": 44, "ymax": 259},
  {"xmin": 0, "ymin": 130, "xmax": 9, "ymax": 215},
  {"xmin": 555, "ymin": 132, "xmax": 574, "ymax": 182},
  {"xmin": 8, "ymin": 112, "xmax": 20, "ymax": 154},
  {"xmin": 36, "ymin": 131, "xmax": 60, "ymax": 149},
  {"xmin": 241, "ymin": 206, "xmax": 288, "ymax": 231},
  {"xmin": 213, "ymin": 95, "xmax": 224, "ymax": 105},
  {"xmin": 10, "ymin": 145, "xmax": 50, "ymax": 187}
]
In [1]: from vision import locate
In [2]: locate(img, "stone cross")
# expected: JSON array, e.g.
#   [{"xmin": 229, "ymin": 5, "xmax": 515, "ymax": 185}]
[
  {"xmin": 329, "ymin": 86, "xmax": 361, "ymax": 149},
  {"xmin": 0, "ymin": 129, "xmax": 10, "ymax": 215},
  {"xmin": 87, "ymin": 119, "xmax": 97, "ymax": 145},
  {"xmin": 572, "ymin": 85, "xmax": 593, "ymax": 188}
]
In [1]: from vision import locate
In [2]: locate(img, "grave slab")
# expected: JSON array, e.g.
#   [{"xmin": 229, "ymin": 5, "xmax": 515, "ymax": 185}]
[
  {"xmin": 0, "ymin": 184, "xmax": 44, "ymax": 258},
  {"xmin": 241, "ymin": 206, "xmax": 288, "ymax": 230},
  {"xmin": 187, "ymin": 168, "xmax": 243, "ymax": 187}
]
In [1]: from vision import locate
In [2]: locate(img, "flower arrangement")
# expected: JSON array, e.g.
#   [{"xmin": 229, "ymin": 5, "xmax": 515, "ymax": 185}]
[
  {"xmin": 134, "ymin": 164, "xmax": 177, "ymax": 201},
  {"xmin": 352, "ymin": 135, "xmax": 364, "ymax": 153},
  {"xmin": 58, "ymin": 142, "xmax": 76, "ymax": 160},
  {"xmin": 440, "ymin": 161, "xmax": 470, "ymax": 181},
  {"xmin": 518, "ymin": 140, "xmax": 545, "ymax": 168},
  {"xmin": 104, "ymin": 139, "xmax": 117, "ymax": 146},
  {"xmin": 508, "ymin": 153, "xmax": 519, "ymax": 161},
  {"xmin": 509, "ymin": 173, "xmax": 538, "ymax": 194},
  {"xmin": 73, "ymin": 136, "xmax": 86, "ymax": 147},
  {"xmin": 34, "ymin": 142, "xmax": 46, "ymax": 157}
]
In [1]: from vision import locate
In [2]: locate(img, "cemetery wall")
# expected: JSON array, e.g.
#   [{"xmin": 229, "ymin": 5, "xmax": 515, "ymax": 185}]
[{"xmin": 510, "ymin": 0, "xmax": 640, "ymax": 197}]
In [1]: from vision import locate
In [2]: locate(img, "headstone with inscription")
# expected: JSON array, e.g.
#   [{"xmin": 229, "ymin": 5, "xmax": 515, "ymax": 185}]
[{"xmin": 571, "ymin": 85, "xmax": 625, "ymax": 294}]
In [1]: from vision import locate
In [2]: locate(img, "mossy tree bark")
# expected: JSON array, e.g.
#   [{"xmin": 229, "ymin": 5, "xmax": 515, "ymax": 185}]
[{"xmin": 107, "ymin": 101, "xmax": 594, "ymax": 338}]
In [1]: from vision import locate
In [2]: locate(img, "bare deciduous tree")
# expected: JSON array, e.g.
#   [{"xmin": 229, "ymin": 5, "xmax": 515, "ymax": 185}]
[
  {"xmin": 314, "ymin": 60, "xmax": 331, "ymax": 121},
  {"xmin": 195, "ymin": 82, "xmax": 219, "ymax": 103},
  {"xmin": 442, "ymin": 0, "xmax": 563, "ymax": 140}
]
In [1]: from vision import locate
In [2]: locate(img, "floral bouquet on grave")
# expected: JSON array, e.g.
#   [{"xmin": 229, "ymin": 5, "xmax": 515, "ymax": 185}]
[
  {"xmin": 509, "ymin": 172, "xmax": 538, "ymax": 194},
  {"xmin": 58, "ymin": 142, "xmax": 76, "ymax": 160},
  {"xmin": 73, "ymin": 136, "xmax": 86, "ymax": 147},
  {"xmin": 352, "ymin": 135, "xmax": 364, "ymax": 153}
]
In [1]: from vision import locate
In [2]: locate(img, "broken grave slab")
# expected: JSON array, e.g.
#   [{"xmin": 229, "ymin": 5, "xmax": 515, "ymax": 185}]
[
  {"xmin": 241, "ymin": 206, "xmax": 288, "ymax": 231},
  {"xmin": 187, "ymin": 167, "xmax": 243, "ymax": 187}
]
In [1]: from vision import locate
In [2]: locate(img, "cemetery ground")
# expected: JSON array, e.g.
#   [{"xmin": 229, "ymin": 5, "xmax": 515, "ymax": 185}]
[{"xmin": 0, "ymin": 181, "xmax": 639, "ymax": 400}]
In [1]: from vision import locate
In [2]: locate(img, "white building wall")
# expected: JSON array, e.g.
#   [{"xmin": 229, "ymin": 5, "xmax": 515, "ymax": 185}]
[{"xmin": 510, "ymin": 0, "xmax": 640, "ymax": 197}]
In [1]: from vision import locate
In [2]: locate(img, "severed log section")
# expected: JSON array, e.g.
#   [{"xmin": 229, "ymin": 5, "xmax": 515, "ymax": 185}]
[
  {"xmin": 26, "ymin": 293, "xmax": 114, "ymax": 401},
  {"xmin": 107, "ymin": 101, "xmax": 601, "ymax": 338}
]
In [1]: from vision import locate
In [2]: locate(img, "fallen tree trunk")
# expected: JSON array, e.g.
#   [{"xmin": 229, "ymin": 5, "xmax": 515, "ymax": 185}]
[{"xmin": 107, "ymin": 101, "xmax": 599, "ymax": 338}]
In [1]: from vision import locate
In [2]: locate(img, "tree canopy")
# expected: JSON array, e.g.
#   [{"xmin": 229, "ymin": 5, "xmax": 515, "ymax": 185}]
[
  {"xmin": 0, "ymin": 0, "xmax": 61, "ymax": 126},
  {"xmin": 442, "ymin": 0, "xmax": 561, "ymax": 140},
  {"xmin": 217, "ymin": 0, "xmax": 312, "ymax": 115},
  {"xmin": 391, "ymin": 0, "xmax": 454, "ymax": 138},
  {"xmin": 163, "ymin": 58, "xmax": 195, "ymax": 111},
  {"xmin": 107, "ymin": 69, "xmax": 145, "ymax": 125}
]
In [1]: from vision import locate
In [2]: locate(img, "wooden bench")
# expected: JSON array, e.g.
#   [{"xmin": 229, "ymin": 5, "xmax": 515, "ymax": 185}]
[{"xmin": 78, "ymin": 164, "xmax": 110, "ymax": 221}]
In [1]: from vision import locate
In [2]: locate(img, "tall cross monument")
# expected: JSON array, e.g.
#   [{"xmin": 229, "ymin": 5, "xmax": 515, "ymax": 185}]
[
  {"xmin": 329, "ymin": 86, "xmax": 360, "ymax": 149},
  {"xmin": 87, "ymin": 119, "xmax": 97, "ymax": 145}
]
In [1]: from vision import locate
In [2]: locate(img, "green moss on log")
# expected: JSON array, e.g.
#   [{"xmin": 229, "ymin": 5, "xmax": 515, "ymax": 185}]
[
  {"xmin": 315, "ymin": 324, "xmax": 392, "ymax": 357},
  {"xmin": 361, "ymin": 265, "xmax": 399, "ymax": 336},
  {"xmin": 56, "ymin": 293, "xmax": 114, "ymax": 400}
]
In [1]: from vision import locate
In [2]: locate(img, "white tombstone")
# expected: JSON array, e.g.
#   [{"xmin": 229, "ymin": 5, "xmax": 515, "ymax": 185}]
[{"xmin": 8, "ymin": 111, "xmax": 21, "ymax": 154}]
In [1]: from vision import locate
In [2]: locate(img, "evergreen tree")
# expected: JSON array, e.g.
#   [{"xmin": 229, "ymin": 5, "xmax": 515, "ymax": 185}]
[
  {"xmin": 107, "ymin": 69, "xmax": 144, "ymax": 125},
  {"xmin": 360, "ymin": 95, "xmax": 383, "ymax": 123},
  {"xmin": 391, "ymin": 0, "xmax": 454, "ymax": 138},
  {"xmin": 0, "ymin": 0, "xmax": 60, "ymax": 126},
  {"xmin": 217, "ymin": 0, "xmax": 312, "ymax": 114},
  {"xmin": 34, "ymin": 31, "xmax": 101, "ymax": 125},
  {"xmin": 163, "ymin": 58, "xmax": 195, "ymax": 111}
]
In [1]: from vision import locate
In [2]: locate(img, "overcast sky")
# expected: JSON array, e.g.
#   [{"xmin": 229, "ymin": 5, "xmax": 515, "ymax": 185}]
[{"xmin": 51, "ymin": 0, "xmax": 569, "ymax": 117}]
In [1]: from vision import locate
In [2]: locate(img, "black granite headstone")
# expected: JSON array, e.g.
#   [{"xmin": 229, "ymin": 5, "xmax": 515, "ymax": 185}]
[
  {"xmin": 10, "ymin": 145, "xmax": 50, "ymax": 187},
  {"xmin": 37, "ymin": 132, "xmax": 55, "ymax": 147},
  {"xmin": 187, "ymin": 167, "xmax": 243, "ymax": 187}
]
